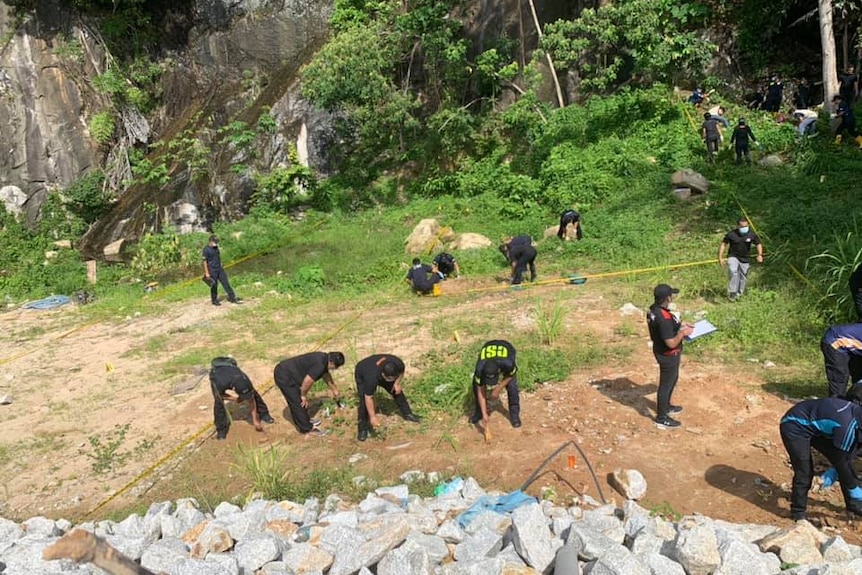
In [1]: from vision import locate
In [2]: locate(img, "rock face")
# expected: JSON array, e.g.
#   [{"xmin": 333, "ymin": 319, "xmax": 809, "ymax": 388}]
[
  {"xmin": 449, "ymin": 232, "xmax": 493, "ymax": 250},
  {"xmin": 4, "ymin": 476, "xmax": 862, "ymax": 575},
  {"xmin": 0, "ymin": 3, "xmax": 99, "ymax": 225}
]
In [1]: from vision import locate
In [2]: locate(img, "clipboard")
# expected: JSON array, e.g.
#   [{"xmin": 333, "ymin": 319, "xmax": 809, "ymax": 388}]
[{"xmin": 685, "ymin": 319, "xmax": 718, "ymax": 341}]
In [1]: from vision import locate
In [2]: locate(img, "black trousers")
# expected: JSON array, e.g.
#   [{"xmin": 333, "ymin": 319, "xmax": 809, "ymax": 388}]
[
  {"xmin": 654, "ymin": 352, "xmax": 681, "ymax": 419},
  {"xmin": 210, "ymin": 269, "xmax": 236, "ymax": 303},
  {"xmin": 822, "ymin": 341, "xmax": 862, "ymax": 397},
  {"xmin": 850, "ymin": 279, "xmax": 862, "ymax": 321},
  {"xmin": 837, "ymin": 119, "xmax": 858, "ymax": 138},
  {"xmin": 471, "ymin": 376, "xmax": 521, "ymax": 423},
  {"xmin": 356, "ymin": 381, "xmax": 413, "ymax": 434},
  {"xmin": 735, "ymin": 144, "xmax": 751, "ymax": 165},
  {"xmin": 781, "ymin": 424, "xmax": 858, "ymax": 519},
  {"xmin": 512, "ymin": 247, "xmax": 537, "ymax": 285},
  {"xmin": 705, "ymin": 138, "xmax": 720, "ymax": 163},
  {"xmin": 557, "ymin": 214, "xmax": 582, "ymax": 240},
  {"xmin": 210, "ymin": 379, "xmax": 271, "ymax": 437},
  {"xmin": 275, "ymin": 375, "xmax": 314, "ymax": 433}
]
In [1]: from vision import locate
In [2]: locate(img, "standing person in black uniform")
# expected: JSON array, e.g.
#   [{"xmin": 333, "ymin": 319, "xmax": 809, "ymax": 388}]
[
  {"xmin": 764, "ymin": 76, "xmax": 784, "ymax": 112},
  {"xmin": 701, "ymin": 112, "xmax": 722, "ymax": 165},
  {"xmin": 833, "ymin": 94, "xmax": 859, "ymax": 144},
  {"xmin": 849, "ymin": 263, "xmax": 862, "ymax": 321},
  {"xmin": 274, "ymin": 351, "xmax": 345, "ymax": 437},
  {"xmin": 433, "ymin": 252, "xmax": 461, "ymax": 278},
  {"xmin": 202, "ymin": 235, "xmax": 240, "ymax": 306},
  {"xmin": 729, "ymin": 118, "xmax": 757, "ymax": 166},
  {"xmin": 839, "ymin": 65, "xmax": 858, "ymax": 103},
  {"xmin": 718, "ymin": 218, "xmax": 763, "ymax": 301},
  {"xmin": 557, "ymin": 209, "xmax": 583, "ymax": 241},
  {"xmin": 794, "ymin": 77, "xmax": 811, "ymax": 109},
  {"xmin": 209, "ymin": 356, "xmax": 274, "ymax": 440},
  {"xmin": 470, "ymin": 340, "xmax": 521, "ymax": 429},
  {"xmin": 647, "ymin": 285, "xmax": 694, "ymax": 428},
  {"xmin": 780, "ymin": 394, "xmax": 862, "ymax": 521},
  {"xmin": 405, "ymin": 258, "xmax": 442, "ymax": 295},
  {"xmin": 354, "ymin": 354, "xmax": 421, "ymax": 441}
]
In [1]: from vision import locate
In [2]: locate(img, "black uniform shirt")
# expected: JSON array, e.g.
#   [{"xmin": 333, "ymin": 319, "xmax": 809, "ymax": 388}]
[
  {"xmin": 839, "ymin": 72, "xmax": 858, "ymax": 93},
  {"xmin": 849, "ymin": 263, "xmax": 862, "ymax": 292},
  {"xmin": 211, "ymin": 365, "xmax": 254, "ymax": 399},
  {"xmin": 730, "ymin": 125, "xmax": 756, "ymax": 147},
  {"xmin": 702, "ymin": 119, "xmax": 721, "ymax": 140},
  {"xmin": 647, "ymin": 303, "xmax": 682, "ymax": 355},
  {"xmin": 561, "ymin": 210, "xmax": 580, "ymax": 222},
  {"xmin": 407, "ymin": 264, "xmax": 437, "ymax": 290},
  {"xmin": 473, "ymin": 340, "xmax": 518, "ymax": 385},
  {"xmin": 275, "ymin": 352, "xmax": 329, "ymax": 385},
  {"xmin": 203, "ymin": 245, "xmax": 223, "ymax": 272},
  {"xmin": 355, "ymin": 354, "xmax": 405, "ymax": 396},
  {"xmin": 722, "ymin": 229, "xmax": 761, "ymax": 262},
  {"xmin": 781, "ymin": 397, "xmax": 862, "ymax": 452}
]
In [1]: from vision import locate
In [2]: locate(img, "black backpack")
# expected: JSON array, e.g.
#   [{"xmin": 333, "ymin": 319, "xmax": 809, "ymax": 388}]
[{"xmin": 211, "ymin": 357, "xmax": 238, "ymax": 370}]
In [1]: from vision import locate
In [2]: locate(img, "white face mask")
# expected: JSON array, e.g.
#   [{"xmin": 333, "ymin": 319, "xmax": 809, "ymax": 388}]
[{"xmin": 738, "ymin": 226, "xmax": 749, "ymax": 234}]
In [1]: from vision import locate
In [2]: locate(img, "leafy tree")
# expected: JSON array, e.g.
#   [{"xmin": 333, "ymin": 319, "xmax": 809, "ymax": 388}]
[{"xmin": 542, "ymin": 0, "xmax": 716, "ymax": 91}]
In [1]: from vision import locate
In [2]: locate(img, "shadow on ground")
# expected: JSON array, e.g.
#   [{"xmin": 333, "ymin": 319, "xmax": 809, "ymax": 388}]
[
  {"xmin": 593, "ymin": 377, "xmax": 658, "ymax": 421},
  {"xmin": 705, "ymin": 463, "xmax": 786, "ymax": 517}
]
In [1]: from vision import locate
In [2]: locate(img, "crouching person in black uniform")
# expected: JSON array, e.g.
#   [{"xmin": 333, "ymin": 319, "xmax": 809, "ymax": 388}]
[
  {"xmin": 274, "ymin": 351, "xmax": 345, "ymax": 437},
  {"xmin": 500, "ymin": 235, "xmax": 537, "ymax": 285},
  {"xmin": 433, "ymin": 252, "xmax": 461, "ymax": 278},
  {"xmin": 354, "ymin": 354, "xmax": 421, "ymax": 441},
  {"xmin": 406, "ymin": 258, "xmax": 442, "ymax": 295},
  {"xmin": 210, "ymin": 357, "xmax": 274, "ymax": 440},
  {"xmin": 780, "ymin": 390, "xmax": 862, "ymax": 521},
  {"xmin": 470, "ymin": 340, "xmax": 521, "ymax": 429},
  {"xmin": 557, "ymin": 209, "xmax": 583, "ymax": 240}
]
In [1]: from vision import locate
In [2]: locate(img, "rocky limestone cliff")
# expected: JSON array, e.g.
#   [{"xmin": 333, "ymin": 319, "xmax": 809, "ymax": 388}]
[{"xmin": 0, "ymin": 1, "xmax": 101, "ymax": 224}]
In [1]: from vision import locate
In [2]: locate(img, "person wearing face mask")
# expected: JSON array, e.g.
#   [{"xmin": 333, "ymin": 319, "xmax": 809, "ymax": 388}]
[
  {"xmin": 202, "ymin": 235, "xmax": 240, "ymax": 306},
  {"xmin": 718, "ymin": 218, "xmax": 763, "ymax": 301},
  {"xmin": 647, "ymin": 284, "xmax": 695, "ymax": 428}
]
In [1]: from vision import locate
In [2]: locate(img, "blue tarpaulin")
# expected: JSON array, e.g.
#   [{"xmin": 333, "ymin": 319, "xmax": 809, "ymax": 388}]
[
  {"xmin": 22, "ymin": 295, "xmax": 71, "ymax": 310},
  {"xmin": 457, "ymin": 489, "xmax": 537, "ymax": 528}
]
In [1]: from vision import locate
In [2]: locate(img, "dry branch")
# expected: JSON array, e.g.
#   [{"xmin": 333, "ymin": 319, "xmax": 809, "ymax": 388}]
[{"xmin": 43, "ymin": 529, "xmax": 158, "ymax": 575}]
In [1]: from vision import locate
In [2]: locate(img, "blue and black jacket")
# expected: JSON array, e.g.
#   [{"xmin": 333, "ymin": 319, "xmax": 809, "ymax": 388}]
[
  {"xmin": 780, "ymin": 397, "xmax": 862, "ymax": 452},
  {"xmin": 822, "ymin": 324, "xmax": 862, "ymax": 357}
]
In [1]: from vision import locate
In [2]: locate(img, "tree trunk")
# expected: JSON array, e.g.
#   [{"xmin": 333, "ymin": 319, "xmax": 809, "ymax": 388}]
[{"xmin": 820, "ymin": 0, "xmax": 839, "ymax": 111}]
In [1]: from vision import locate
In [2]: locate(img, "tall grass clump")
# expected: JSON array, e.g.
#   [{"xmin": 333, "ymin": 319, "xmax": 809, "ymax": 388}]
[
  {"xmin": 534, "ymin": 296, "xmax": 565, "ymax": 345},
  {"xmin": 231, "ymin": 444, "xmax": 292, "ymax": 499},
  {"xmin": 806, "ymin": 226, "xmax": 862, "ymax": 323}
]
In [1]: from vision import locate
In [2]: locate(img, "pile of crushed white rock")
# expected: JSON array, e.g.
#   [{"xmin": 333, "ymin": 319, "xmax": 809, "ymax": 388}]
[{"xmin": 1, "ymin": 470, "xmax": 860, "ymax": 575}]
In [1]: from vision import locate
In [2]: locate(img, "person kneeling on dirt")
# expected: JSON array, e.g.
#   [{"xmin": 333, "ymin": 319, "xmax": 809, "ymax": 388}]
[
  {"xmin": 274, "ymin": 351, "xmax": 345, "ymax": 438},
  {"xmin": 470, "ymin": 340, "xmax": 521, "ymax": 430},
  {"xmin": 354, "ymin": 354, "xmax": 421, "ymax": 441},
  {"xmin": 210, "ymin": 356, "xmax": 274, "ymax": 440},
  {"xmin": 433, "ymin": 252, "xmax": 461, "ymax": 278},
  {"xmin": 406, "ymin": 258, "xmax": 443, "ymax": 295},
  {"xmin": 780, "ymin": 389, "xmax": 862, "ymax": 521}
]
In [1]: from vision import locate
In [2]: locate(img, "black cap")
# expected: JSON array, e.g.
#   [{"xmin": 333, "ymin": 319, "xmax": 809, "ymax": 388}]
[
  {"xmin": 738, "ymin": 118, "xmax": 746, "ymax": 125},
  {"xmin": 479, "ymin": 360, "xmax": 501, "ymax": 387},
  {"xmin": 654, "ymin": 284, "xmax": 680, "ymax": 300},
  {"xmin": 209, "ymin": 234, "xmax": 219, "ymax": 243}
]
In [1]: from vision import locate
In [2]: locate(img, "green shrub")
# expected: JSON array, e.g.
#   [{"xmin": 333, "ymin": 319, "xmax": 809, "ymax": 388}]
[
  {"xmin": 89, "ymin": 111, "xmax": 116, "ymax": 144},
  {"xmin": 64, "ymin": 171, "xmax": 112, "ymax": 224},
  {"xmin": 130, "ymin": 231, "xmax": 185, "ymax": 277}
]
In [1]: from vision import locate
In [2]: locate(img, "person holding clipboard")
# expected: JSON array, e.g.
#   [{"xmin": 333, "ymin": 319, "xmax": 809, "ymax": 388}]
[{"xmin": 647, "ymin": 284, "xmax": 694, "ymax": 428}]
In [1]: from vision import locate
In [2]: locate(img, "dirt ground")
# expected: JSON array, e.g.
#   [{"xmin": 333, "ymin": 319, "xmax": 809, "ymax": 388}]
[{"xmin": 1, "ymin": 275, "xmax": 857, "ymax": 539}]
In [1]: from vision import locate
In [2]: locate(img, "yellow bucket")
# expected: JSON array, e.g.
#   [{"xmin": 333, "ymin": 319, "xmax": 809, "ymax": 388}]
[{"xmin": 432, "ymin": 284, "xmax": 441, "ymax": 296}]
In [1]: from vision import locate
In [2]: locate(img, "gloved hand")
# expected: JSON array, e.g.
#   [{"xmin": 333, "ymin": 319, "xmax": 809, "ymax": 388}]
[
  {"xmin": 820, "ymin": 468, "xmax": 838, "ymax": 489},
  {"xmin": 849, "ymin": 485, "xmax": 862, "ymax": 500}
]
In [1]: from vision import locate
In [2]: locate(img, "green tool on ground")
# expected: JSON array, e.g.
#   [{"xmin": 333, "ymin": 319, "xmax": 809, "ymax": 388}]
[{"xmin": 567, "ymin": 274, "xmax": 587, "ymax": 285}]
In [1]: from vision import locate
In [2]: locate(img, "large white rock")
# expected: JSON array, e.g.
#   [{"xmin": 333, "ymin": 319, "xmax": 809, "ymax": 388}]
[
  {"xmin": 0, "ymin": 185, "xmax": 26, "ymax": 217},
  {"xmin": 670, "ymin": 169, "xmax": 709, "ymax": 194},
  {"xmin": 448, "ymin": 232, "xmax": 492, "ymax": 250},
  {"xmin": 609, "ymin": 469, "xmax": 648, "ymax": 500}
]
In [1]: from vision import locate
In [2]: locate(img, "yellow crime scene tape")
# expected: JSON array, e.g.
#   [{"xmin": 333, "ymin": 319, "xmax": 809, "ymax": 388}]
[
  {"xmin": 84, "ymin": 308, "xmax": 365, "ymax": 519},
  {"xmin": 0, "ymin": 319, "xmax": 102, "ymax": 367}
]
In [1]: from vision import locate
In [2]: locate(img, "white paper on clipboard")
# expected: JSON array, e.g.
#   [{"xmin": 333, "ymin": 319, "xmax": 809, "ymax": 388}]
[{"xmin": 685, "ymin": 319, "xmax": 717, "ymax": 342}]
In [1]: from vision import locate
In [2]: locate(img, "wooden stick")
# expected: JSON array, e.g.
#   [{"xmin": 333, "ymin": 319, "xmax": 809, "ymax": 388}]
[{"xmin": 43, "ymin": 529, "xmax": 157, "ymax": 575}]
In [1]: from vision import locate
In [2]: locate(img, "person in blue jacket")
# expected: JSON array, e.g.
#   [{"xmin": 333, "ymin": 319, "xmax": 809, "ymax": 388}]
[
  {"xmin": 780, "ymin": 393, "xmax": 862, "ymax": 520},
  {"xmin": 821, "ymin": 323, "xmax": 862, "ymax": 397}
]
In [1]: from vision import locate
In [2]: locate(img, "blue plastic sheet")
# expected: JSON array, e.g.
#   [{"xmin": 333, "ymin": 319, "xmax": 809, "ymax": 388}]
[
  {"xmin": 457, "ymin": 489, "xmax": 537, "ymax": 528},
  {"xmin": 22, "ymin": 295, "xmax": 71, "ymax": 310}
]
